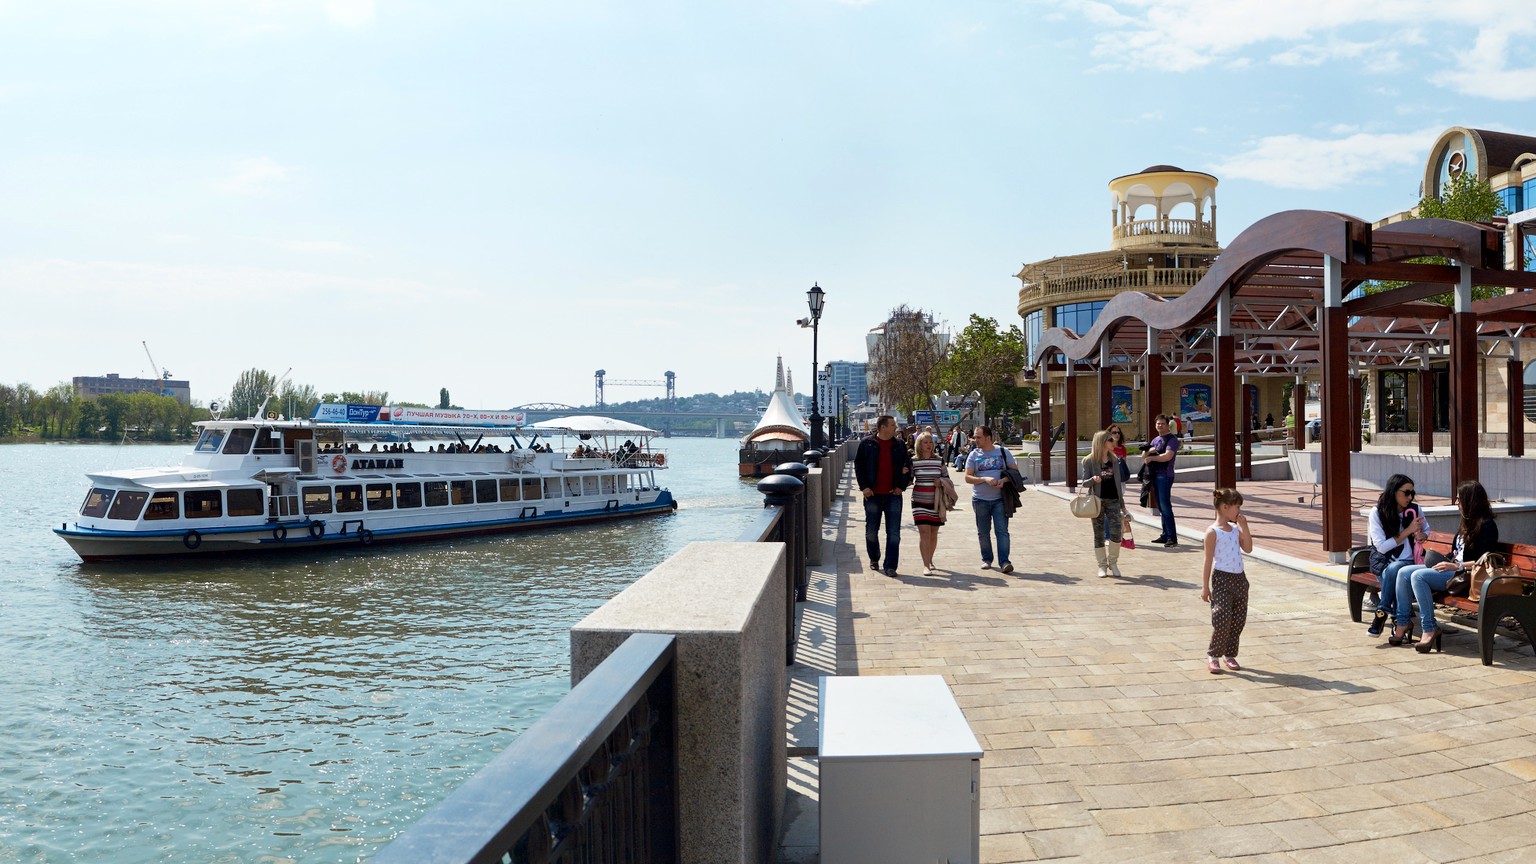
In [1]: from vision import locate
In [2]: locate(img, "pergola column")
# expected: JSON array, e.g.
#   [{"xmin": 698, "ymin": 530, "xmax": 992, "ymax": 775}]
[
  {"xmin": 1240, "ymin": 375, "xmax": 1253, "ymax": 481},
  {"xmin": 1293, "ymin": 375, "xmax": 1306, "ymax": 451},
  {"xmin": 1065, "ymin": 363, "xmax": 1080, "ymax": 488},
  {"xmin": 1450, "ymin": 264, "xmax": 1479, "ymax": 489},
  {"xmin": 1145, "ymin": 328, "xmax": 1162, "ymax": 443},
  {"xmin": 1038, "ymin": 364, "xmax": 1052, "ymax": 484},
  {"xmin": 1320, "ymin": 256, "xmax": 1352, "ymax": 560},
  {"xmin": 1098, "ymin": 343, "xmax": 1113, "ymax": 430},
  {"xmin": 1509, "ymin": 342, "xmax": 1525, "ymax": 458},
  {"xmin": 1213, "ymin": 292, "xmax": 1237, "ymax": 489},
  {"xmin": 1418, "ymin": 359, "xmax": 1435, "ymax": 454},
  {"xmin": 1350, "ymin": 372, "xmax": 1364, "ymax": 452}
]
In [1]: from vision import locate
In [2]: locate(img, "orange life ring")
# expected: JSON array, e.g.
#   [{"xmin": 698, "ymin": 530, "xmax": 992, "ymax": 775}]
[
  {"xmin": 653, "ymin": 453, "xmax": 666, "ymax": 466},
  {"xmin": 331, "ymin": 454, "xmax": 347, "ymax": 473}
]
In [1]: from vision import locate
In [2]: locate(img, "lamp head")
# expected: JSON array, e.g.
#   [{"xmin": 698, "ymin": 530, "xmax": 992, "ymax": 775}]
[{"xmin": 806, "ymin": 282, "xmax": 825, "ymax": 319}]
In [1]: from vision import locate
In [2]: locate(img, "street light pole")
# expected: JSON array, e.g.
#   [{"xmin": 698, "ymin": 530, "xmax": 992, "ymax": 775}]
[{"xmin": 806, "ymin": 282, "xmax": 826, "ymax": 449}]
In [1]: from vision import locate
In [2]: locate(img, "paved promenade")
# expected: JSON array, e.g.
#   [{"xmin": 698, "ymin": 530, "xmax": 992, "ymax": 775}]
[{"xmin": 782, "ymin": 464, "xmax": 1536, "ymax": 863}]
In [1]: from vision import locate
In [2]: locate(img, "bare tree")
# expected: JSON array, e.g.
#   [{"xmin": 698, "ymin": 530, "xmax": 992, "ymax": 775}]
[{"xmin": 867, "ymin": 305, "xmax": 948, "ymax": 416}]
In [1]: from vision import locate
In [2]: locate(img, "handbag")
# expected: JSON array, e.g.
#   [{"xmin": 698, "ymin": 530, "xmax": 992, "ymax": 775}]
[
  {"xmin": 1468, "ymin": 552, "xmax": 1523, "ymax": 603},
  {"xmin": 1120, "ymin": 512, "xmax": 1135, "ymax": 550},
  {"xmin": 1070, "ymin": 489, "xmax": 1101, "ymax": 519}
]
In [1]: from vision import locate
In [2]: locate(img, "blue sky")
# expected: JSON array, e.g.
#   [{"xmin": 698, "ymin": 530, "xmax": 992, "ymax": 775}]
[{"xmin": 2, "ymin": 0, "xmax": 1532, "ymax": 409}]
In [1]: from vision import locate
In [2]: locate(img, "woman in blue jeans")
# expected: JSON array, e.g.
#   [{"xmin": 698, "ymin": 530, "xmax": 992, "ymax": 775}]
[
  {"xmin": 964, "ymin": 425, "xmax": 1014, "ymax": 574},
  {"xmin": 1393, "ymin": 480, "xmax": 1498, "ymax": 652},
  {"xmin": 1365, "ymin": 473, "xmax": 1428, "ymax": 644}
]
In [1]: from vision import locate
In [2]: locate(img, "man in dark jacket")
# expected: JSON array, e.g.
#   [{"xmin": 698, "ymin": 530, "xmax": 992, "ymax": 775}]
[{"xmin": 854, "ymin": 415, "xmax": 912, "ymax": 577}]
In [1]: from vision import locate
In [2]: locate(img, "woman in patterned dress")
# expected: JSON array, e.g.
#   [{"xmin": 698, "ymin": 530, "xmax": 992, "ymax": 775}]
[{"xmin": 911, "ymin": 432, "xmax": 952, "ymax": 575}]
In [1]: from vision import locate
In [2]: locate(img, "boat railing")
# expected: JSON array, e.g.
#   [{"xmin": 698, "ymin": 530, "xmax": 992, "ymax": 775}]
[{"xmin": 371, "ymin": 632, "xmax": 679, "ymax": 864}]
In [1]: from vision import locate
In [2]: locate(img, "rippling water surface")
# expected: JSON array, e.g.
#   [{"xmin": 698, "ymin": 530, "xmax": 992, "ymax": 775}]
[{"xmin": 0, "ymin": 438, "xmax": 760, "ymax": 863}]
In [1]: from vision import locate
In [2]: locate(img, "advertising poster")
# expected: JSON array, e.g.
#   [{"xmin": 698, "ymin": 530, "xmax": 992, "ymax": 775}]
[
  {"xmin": 1180, "ymin": 384, "xmax": 1212, "ymax": 422},
  {"xmin": 1111, "ymin": 386, "xmax": 1133, "ymax": 423}
]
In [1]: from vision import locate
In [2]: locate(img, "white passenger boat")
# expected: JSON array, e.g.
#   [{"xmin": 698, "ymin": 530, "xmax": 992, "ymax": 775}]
[{"xmin": 55, "ymin": 405, "xmax": 675, "ymax": 561}]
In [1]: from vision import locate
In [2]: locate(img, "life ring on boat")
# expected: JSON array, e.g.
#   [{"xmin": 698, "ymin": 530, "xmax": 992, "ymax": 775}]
[
  {"xmin": 331, "ymin": 454, "xmax": 347, "ymax": 474},
  {"xmin": 182, "ymin": 530, "xmax": 202, "ymax": 550},
  {"xmin": 272, "ymin": 526, "xmax": 288, "ymax": 542},
  {"xmin": 653, "ymin": 453, "xmax": 666, "ymax": 466},
  {"xmin": 309, "ymin": 522, "xmax": 325, "ymax": 539},
  {"xmin": 358, "ymin": 529, "xmax": 374, "ymax": 546}
]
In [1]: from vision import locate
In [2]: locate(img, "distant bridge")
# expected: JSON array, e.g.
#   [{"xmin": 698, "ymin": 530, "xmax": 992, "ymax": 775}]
[{"xmin": 511, "ymin": 404, "xmax": 759, "ymax": 438}]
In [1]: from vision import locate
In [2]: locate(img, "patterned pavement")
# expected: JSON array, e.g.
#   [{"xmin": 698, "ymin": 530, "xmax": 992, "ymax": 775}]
[{"xmin": 786, "ymin": 465, "xmax": 1536, "ymax": 863}]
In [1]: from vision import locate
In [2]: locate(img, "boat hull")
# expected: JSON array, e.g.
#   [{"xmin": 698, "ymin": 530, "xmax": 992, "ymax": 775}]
[{"xmin": 57, "ymin": 494, "xmax": 676, "ymax": 562}]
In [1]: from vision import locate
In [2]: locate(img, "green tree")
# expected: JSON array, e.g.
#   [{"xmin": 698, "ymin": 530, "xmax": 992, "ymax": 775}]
[
  {"xmin": 0, "ymin": 383, "xmax": 15, "ymax": 436},
  {"xmin": 38, "ymin": 382, "xmax": 79, "ymax": 439},
  {"xmin": 439, "ymin": 388, "xmax": 451, "ymax": 409},
  {"xmin": 229, "ymin": 369, "xmax": 278, "ymax": 420},
  {"xmin": 868, "ymin": 305, "xmax": 948, "ymax": 415},
  {"xmin": 277, "ymin": 382, "xmax": 320, "ymax": 420},
  {"xmin": 96, "ymin": 393, "xmax": 129, "ymax": 440},
  {"xmin": 1364, "ymin": 172, "xmax": 1510, "ymax": 306},
  {"xmin": 938, "ymin": 315, "xmax": 1037, "ymax": 424}
]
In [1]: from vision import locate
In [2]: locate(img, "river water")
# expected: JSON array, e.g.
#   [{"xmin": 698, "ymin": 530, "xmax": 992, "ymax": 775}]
[{"xmin": 0, "ymin": 437, "xmax": 762, "ymax": 863}]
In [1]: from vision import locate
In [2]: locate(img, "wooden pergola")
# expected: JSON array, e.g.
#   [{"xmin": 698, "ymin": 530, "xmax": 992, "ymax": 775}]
[{"xmin": 1030, "ymin": 209, "xmax": 1536, "ymax": 558}]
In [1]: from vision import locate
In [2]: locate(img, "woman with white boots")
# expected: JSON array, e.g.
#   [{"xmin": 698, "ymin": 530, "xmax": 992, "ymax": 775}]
[{"xmin": 1079, "ymin": 430, "xmax": 1127, "ymax": 577}]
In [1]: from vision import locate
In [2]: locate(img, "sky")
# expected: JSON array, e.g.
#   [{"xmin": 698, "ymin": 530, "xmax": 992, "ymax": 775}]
[{"xmin": 2, "ymin": 0, "xmax": 1534, "ymax": 409}]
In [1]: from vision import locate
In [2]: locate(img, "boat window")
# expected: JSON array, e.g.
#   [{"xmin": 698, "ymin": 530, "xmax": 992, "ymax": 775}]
[
  {"xmin": 283, "ymin": 429, "xmax": 313, "ymax": 455},
  {"xmin": 522, "ymin": 479, "xmax": 541, "ymax": 500},
  {"xmin": 194, "ymin": 429, "xmax": 226, "ymax": 453},
  {"xmin": 584, "ymin": 477, "xmax": 600, "ymax": 496},
  {"xmin": 80, "ymin": 488, "xmax": 115, "ymax": 518},
  {"xmin": 617, "ymin": 475, "xmax": 630, "ymax": 492},
  {"xmin": 253, "ymin": 428, "xmax": 281, "ymax": 454},
  {"xmin": 475, "ymin": 479, "xmax": 498, "ymax": 503},
  {"xmin": 144, "ymin": 491, "xmax": 180, "ymax": 520},
  {"xmin": 366, "ymin": 483, "xmax": 394, "ymax": 511},
  {"xmin": 599, "ymin": 476, "xmax": 614, "ymax": 494},
  {"xmin": 107, "ymin": 490, "xmax": 148, "ymax": 520},
  {"xmin": 544, "ymin": 479, "xmax": 562, "ymax": 499},
  {"xmin": 222, "ymin": 427, "xmax": 256, "ymax": 455},
  {"xmin": 424, "ymin": 481, "xmax": 449, "ymax": 507},
  {"xmin": 184, "ymin": 490, "xmax": 223, "ymax": 519},
  {"xmin": 450, "ymin": 480, "xmax": 474, "ymax": 505},
  {"xmin": 227, "ymin": 488, "xmax": 264, "ymax": 517},
  {"xmin": 498, "ymin": 478, "xmax": 520, "ymax": 502},
  {"xmin": 396, "ymin": 482, "xmax": 422, "ymax": 508},
  {"xmin": 335, "ymin": 484, "xmax": 364, "ymax": 513},
  {"xmin": 302, "ymin": 486, "xmax": 334, "ymax": 515}
]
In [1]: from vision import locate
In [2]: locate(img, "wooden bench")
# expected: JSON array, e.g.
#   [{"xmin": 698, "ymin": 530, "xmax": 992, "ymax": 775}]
[{"xmin": 1347, "ymin": 532, "xmax": 1536, "ymax": 665}]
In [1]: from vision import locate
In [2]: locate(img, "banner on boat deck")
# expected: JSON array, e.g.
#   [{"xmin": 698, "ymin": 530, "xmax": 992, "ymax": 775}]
[
  {"xmin": 312, "ymin": 403, "xmax": 383, "ymax": 423},
  {"xmin": 385, "ymin": 406, "xmax": 528, "ymax": 427}
]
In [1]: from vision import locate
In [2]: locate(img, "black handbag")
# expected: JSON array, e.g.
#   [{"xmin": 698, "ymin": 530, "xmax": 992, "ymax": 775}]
[{"xmin": 1139, "ymin": 480, "xmax": 1154, "ymax": 509}]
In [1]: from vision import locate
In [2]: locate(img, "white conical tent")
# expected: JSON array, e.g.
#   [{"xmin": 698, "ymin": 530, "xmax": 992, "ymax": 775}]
[{"xmin": 744, "ymin": 357, "xmax": 809, "ymax": 444}]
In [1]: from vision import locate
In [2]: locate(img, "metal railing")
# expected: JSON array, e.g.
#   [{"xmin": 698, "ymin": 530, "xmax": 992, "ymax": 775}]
[{"xmin": 372, "ymin": 633, "xmax": 679, "ymax": 864}]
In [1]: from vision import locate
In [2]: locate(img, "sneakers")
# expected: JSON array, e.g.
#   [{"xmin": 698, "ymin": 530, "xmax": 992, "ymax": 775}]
[
  {"xmin": 1207, "ymin": 657, "xmax": 1222, "ymax": 674},
  {"xmin": 1223, "ymin": 657, "xmax": 1241, "ymax": 671},
  {"xmin": 1163, "ymin": 538, "xmax": 1178, "ymax": 548},
  {"xmin": 883, "ymin": 567, "xmax": 898, "ymax": 578},
  {"xmin": 981, "ymin": 562, "xmax": 993, "ymax": 570},
  {"xmin": 1000, "ymin": 563, "xmax": 1014, "ymax": 574}
]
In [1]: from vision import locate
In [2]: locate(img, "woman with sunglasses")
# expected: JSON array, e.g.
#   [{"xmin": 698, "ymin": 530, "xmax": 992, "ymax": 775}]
[
  {"xmin": 1366, "ymin": 473, "xmax": 1429, "ymax": 644},
  {"xmin": 1394, "ymin": 480, "xmax": 1498, "ymax": 652}
]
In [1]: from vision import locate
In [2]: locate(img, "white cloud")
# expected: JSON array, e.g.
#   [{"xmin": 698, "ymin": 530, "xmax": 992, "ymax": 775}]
[
  {"xmin": 1045, "ymin": 0, "xmax": 1535, "ymax": 100},
  {"xmin": 325, "ymin": 0, "xmax": 376, "ymax": 28},
  {"xmin": 214, "ymin": 157, "xmax": 289, "ymax": 196},
  {"xmin": 280, "ymin": 240, "xmax": 359, "ymax": 254},
  {"xmin": 1212, "ymin": 126, "xmax": 1442, "ymax": 190}
]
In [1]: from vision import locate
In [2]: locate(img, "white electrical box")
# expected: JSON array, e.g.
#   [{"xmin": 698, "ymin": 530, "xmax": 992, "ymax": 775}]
[{"xmin": 818, "ymin": 675, "xmax": 983, "ymax": 864}]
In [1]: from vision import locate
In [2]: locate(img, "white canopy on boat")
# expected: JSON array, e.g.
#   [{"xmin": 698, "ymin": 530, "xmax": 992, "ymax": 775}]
[
  {"xmin": 743, "ymin": 357, "xmax": 809, "ymax": 444},
  {"xmin": 530, "ymin": 415, "xmax": 659, "ymax": 436}
]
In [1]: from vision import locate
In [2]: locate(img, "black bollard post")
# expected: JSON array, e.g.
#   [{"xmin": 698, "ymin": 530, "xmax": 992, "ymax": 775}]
[
  {"xmin": 758, "ymin": 473, "xmax": 804, "ymax": 665},
  {"xmin": 774, "ymin": 461, "xmax": 811, "ymax": 602},
  {"xmin": 802, "ymin": 448, "xmax": 823, "ymax": 468}
]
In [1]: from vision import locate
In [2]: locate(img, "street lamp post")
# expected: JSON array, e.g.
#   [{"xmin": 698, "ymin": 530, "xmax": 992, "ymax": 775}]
[{"xmin": 806, "ymin": 282, "xmax": 826, "ymax": 449}]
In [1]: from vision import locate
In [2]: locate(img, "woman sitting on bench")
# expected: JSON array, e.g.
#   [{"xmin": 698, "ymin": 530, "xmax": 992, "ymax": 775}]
[
  {"xmin": 1393, "ymin": 481, "xmax": 1499, "ymax": 653},
  {"xmin": 1367, "ymin": 474, "xmax": 1428, "ymax": 644}
]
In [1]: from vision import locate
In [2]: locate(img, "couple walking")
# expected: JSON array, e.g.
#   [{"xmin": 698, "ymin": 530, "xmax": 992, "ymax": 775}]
[{"xmin": 857, "ymin": 416, "xmax": 1015, "ymax": 577}]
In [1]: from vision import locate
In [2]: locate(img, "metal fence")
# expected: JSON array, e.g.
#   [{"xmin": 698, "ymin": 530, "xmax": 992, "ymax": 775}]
[{"xmin": 371, "ymin": 632, "xmax": 679, "ymax": 864}]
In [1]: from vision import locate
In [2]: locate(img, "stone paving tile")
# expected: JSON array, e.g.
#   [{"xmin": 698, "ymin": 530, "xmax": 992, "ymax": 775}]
[{"xmin": 787, "ymin": 468, "xmax": 1536, "ymax": 862}]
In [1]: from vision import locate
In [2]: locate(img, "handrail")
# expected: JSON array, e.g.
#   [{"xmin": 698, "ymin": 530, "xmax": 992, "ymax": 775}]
[
  {"xmin": 372, "ymin": 632, "xmax": 679, "ymax": 864},
  {"xmin": 1112, "ymin": 217, "xmax": 1215, "ymax": 242},
  {"xmin": 1020, "ymin": 266, "xmax": 1206, "ymax": 305}
]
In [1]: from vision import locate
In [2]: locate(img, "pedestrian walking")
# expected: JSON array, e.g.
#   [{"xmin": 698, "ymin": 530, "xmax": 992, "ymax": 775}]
[
  {"xmin": 1144, "ymin": 414, "xmax": 1181, "ymax": 546},
  {"xmin": 1078, "ymin": 430, "xmax": 1126, "ymax": 578},
  {"xmin": 910, "ymin": 433, "xmax": 954, "ymax": 575},
  {"xmin": 1201, "ymin": 487, "xmax": 1253, "ymax": 674},
  {"xmin": 964, "ymin": 425, "xmax": 1016, "ymax": 574},
  {"xmin": 855, "ymin": 415, "xmax": 912, "ymax": 577}
]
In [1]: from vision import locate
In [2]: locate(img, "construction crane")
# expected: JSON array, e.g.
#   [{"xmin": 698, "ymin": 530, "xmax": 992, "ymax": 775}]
[{"xmin": 141, "ymin": 341, "xmax": 173, "ymax": 397}]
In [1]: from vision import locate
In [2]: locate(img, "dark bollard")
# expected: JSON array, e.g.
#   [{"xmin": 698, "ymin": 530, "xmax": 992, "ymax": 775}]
[
  {"xmin": 774, "ymin": 462, "xmax": 811, "ymax": 602},
  {"xmin": 802, "ymin": 449, "xmax": 824, "ymax": 468},
  {"xmin": 758, "ymin": 473, "xmax": 804, "ymax": 665}
]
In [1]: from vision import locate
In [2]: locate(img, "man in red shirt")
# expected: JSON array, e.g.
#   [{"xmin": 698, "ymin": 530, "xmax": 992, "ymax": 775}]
[{"xmin": 854, "ymin": 415, "xmax": 912, "ymax": 577}]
